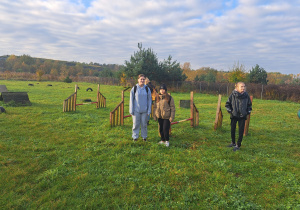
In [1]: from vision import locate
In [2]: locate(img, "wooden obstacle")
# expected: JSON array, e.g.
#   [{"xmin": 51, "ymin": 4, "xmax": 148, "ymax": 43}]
[
  {"xmin": 63, "ymin": 84, "xmax": 106, "ymax": 112},
  {"xmin": 243, "ymin": 96, "xmax": 253, "ymax": 136},
  {"xmin": 213, "ymin": 94, "xmax": 253, "ymax": 136},
  {"xmin": 110, "ymin": 89, "xmax": 155, "ymax": 127},
  {"xmin": 0, "ymin": 92, "xmax": 31, "ymax": 105},
  {"xmin": 170, "ymin": 91, "xmax": 199, "ymax": 132},
  {"xmin": 214, "ymin": 94, "xmax": 223, "ymax": 130},
  {"xmin": 63, "ymin": 85, "xmax": 77, "ymax": 112},
  {"xmin": 110, "ymin": 91, "xmax": 125, "ymax": 127}
]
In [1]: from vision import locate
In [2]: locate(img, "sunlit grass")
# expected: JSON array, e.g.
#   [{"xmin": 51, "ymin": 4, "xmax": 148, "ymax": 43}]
[{"xmin": 0, "ymin": 80, "xmax": 299, "ymax": 209}]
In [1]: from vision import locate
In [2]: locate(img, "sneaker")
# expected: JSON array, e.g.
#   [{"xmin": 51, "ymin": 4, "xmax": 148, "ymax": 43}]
[
  {"xmin": 143, "ymin": 138, "xmax": 147, "ymax": 142},
  {"xmin": 233, "ymin": 146, "xmax": 240, "ymax": 151},
  {"xmin": 165, "ymin": 141, "xmax": 169, "ymax": 147},
  {"xmin": 158, "ymin": 141, "xmax": 164, "ymax": 144},
  {"xmin": 227, "ymin": 143, "xmax": 236, "ymax": 147},
  {"xmin": 133, "ymin": 139, "xmax": 137, "ymax": 142}
]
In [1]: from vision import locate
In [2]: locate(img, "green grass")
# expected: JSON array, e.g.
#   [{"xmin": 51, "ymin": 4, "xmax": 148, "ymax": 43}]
[{"xmin": 0, "ymin": 80, "xmax": 299, "ymax": 209}]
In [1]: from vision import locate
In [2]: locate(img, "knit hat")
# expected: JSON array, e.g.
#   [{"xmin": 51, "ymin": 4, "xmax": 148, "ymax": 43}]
[{"xmin": 159, "ymin": 84, "xmax": 167, "ymax": 91}]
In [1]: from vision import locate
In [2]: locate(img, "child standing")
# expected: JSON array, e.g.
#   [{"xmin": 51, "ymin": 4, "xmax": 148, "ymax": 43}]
[
  {"xmin": 129, "ymin": 74, "xmax": 152, "ymax": 142},
  {"xmin": 225, "ymin": 82, "xmax": 252, "ymax": 151},
  {"xmin": 153, "ymin": 84, "xmax": 175, "ymax": 147}
]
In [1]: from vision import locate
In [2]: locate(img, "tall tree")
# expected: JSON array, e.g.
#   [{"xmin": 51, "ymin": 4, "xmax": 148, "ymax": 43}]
[
  {"xmin": 123, "ymin": 43, "xmax": 186, "ymax": 83},
  {"xmin": 160, "ymin": 55, "xmax": 187, "ymax": 82},
  {"xmin": 124, "ymin": 43, "xmax": 160, "ymax": 81},
  {"xmin": 249, "ymin": 64, "xmax": 268, "ymax": 84},
  {"xmin": 229, "ymin": 61, "xmax": 247, "ymax": 83}
]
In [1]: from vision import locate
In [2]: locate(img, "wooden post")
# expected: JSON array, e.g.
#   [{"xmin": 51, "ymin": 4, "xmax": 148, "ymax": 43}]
[
  {"xmin": 214, "ymin": 94, "xmax": 223, "ymax": 130},
  {"xmin": 121, "ymin": 91, "xmax": 124, "ymax": 125},
  {"xmin": 74, "ymin": 84, "xmax": 78, "ymax": 111},
  {"xmin": 244, "ymin": 96, "xmax": 253, "ymax": 136},
  {"xmin": 190, "ymin": 91, "xmax": 194, "ymax": 127},
  {"xmin": 97, "ymin": 84, "xmax": 100, "ymax": 108}
]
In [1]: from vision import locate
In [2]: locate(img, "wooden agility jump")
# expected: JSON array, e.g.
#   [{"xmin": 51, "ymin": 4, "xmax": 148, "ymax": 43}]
[
  {"xmin": 63, "ymin": 84, "xmax": 106, "ymax": 112},
  {"xmin": 213, "ymin": 94, "xmax": 253, "ymax": 136},
  {"xmin": 110, "ymin": 88, "xmax": 156, "ymax": 127},
  {"xmin": 169, "ymin": 92, "xmax": 199, "ymax": 134},
  {"xmin": 110, "ymin": 91, "xmax": 199, "ymax": 128},
  {"xmin": 110, "ymin": 91, "xmax": 125, "ymax": 127}
]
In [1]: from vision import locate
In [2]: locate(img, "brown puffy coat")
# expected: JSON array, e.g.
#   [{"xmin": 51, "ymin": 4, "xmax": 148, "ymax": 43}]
[{"xmin": 153, "ymin": 94, "xmax": 175, "ymax": 121}]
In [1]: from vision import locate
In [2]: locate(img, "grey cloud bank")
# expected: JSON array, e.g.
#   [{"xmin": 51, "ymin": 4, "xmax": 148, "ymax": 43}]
[{"xmin": 0, "ymin": 0, "xmax": 299, "ymax": 75}]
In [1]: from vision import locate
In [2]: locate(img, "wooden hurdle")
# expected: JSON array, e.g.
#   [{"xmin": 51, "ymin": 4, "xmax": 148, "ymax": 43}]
[
  {"xmin": 110, "ymin": 88, "xmax": 156, "ymax": 127},
  {"xmin": 170, "ymin": 91, "xmax": 199, "ymax": 133},
  {"xmin": 63, "ymin": 84, "xmax": 106, "ymax": 112},
  {"xmin": 110, "ymin": 91, "xmax": 125, "ymax": 127},
  {"xmin": 213, "ymin": 94, "xmax": 253, "ymax": 136},
  {"xmin": 63, "ymin": 85, "xmax": 77, "ymax": 112},
  {"xmin": 96, "ymin": 84, "xmax": 106, "ymax": 108},
  {"xmin": 214, "ymin": 94, "xmax": 223, "ymax": 130}
]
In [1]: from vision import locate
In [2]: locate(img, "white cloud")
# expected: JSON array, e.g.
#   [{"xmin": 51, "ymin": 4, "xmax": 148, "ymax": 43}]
[{"xmin": 0, "ymin": 0, "xmax": 299, "ymax": 74}]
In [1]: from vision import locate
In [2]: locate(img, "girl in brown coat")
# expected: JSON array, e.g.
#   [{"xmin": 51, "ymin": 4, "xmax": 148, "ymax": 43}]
[{"xmin": 153, "ymin": 84, "xmax": 175, "ymax": 147}]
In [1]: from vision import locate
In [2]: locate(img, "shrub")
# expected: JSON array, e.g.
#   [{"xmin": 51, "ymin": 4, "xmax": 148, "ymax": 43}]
[{"xmin": 64, "ymin": 76, "xmax": 72, "ymax": 83}]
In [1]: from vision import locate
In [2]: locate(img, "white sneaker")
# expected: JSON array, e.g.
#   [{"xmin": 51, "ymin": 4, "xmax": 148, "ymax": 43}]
[
  {"xmin": 158, "ymin": 141, "xmax": 164, "ymax": 144},
  {"xmin": 165, "ymin": 141, "xmax": 169, "ymax": 147}
]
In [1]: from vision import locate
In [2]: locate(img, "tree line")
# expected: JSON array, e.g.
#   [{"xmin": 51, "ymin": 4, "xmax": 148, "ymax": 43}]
[
  {"xmin": 182, "ymin": 62, "xmax": 299, "ymax": 85},
  {"xmin": 0, "ymin": 43, "xmax": 299, "ymax": 86}
]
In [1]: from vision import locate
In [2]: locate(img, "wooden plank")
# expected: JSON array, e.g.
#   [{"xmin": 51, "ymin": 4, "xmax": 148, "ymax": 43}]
[
  {"xmin": 244, "ymin": 96, "xmax": 253, "ymax": 136},
  {"xmin": 214, "ymin": 94, "xmax": 223, "ymax": 130},
  {"xmin": 190, "ymin": 91, "xmax": 194, "ymax": 127}
]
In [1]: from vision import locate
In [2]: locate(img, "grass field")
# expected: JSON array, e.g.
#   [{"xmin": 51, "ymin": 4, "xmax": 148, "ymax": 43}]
[{"xmin": 0, "ymin": 80, "xmax": 299, "ymax": 209}]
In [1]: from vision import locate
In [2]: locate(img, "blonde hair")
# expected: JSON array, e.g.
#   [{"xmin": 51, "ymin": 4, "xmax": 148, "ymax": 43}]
[{"xmin": 145, "ymin": 77, "xmax": 150, "ymax": 84}]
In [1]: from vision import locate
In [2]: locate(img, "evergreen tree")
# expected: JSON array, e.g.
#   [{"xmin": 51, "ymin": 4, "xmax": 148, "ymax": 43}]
[
  {"xmin": 249, "ymin": 64, "xmax": 268, "ymax": 84},
  {"xmin": 123, "ymin": 43, "xmax": 186, "ymax": 83}
]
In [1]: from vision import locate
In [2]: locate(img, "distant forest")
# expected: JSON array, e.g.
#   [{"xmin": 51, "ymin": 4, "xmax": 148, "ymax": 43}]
[
  {"xmin": 0, "ymin": 54, "xmax": 299, "ymax": 86},
  {"xmin": 0, "ymin": 54, "xmax": 123, "ymax": 79}
]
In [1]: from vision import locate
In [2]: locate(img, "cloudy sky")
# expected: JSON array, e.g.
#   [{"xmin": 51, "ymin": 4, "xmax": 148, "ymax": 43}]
[{"xmin": 0, "ymin": 0, "xmax": 299, "ymax": 75}]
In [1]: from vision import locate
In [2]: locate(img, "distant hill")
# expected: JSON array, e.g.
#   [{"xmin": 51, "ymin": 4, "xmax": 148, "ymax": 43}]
[
  {"xmin": 0, "ymin": 54, "xmax": 123, "ymax": 72},
  {"xmin": 0, "ymin": 54, "xmax": 123, "ymax": 79}
]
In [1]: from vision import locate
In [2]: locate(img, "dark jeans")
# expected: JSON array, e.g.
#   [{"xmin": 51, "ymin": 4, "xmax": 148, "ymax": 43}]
[
  {"xmin": 231, "ymin": 117, "xmax": 246, "ymax": 147},
  {"xmin": 158, "ymin": 118, "xmax": 170, "ymax": 141}
]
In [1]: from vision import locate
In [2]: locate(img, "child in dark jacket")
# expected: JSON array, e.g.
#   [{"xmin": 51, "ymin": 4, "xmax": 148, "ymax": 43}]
[{"xmin": 225, "ymin": 82, "xmax": 252, "ymax": 151}]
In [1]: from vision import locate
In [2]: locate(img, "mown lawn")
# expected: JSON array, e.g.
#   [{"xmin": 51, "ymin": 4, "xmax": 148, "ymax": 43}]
[{"xmin": 0, "ymin": 80, "xmax": 299, "ymax": 209}]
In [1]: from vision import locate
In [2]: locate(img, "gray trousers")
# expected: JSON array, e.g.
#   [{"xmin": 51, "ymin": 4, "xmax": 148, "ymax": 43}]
[{"xmin": 132, "ymin": 112, "xmax": 148, "ymax": 139}]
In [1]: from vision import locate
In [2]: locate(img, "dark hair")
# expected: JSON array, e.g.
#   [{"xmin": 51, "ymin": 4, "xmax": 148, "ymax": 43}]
[
  {"xmin": 156, "ymin": 85, "xmax": 170, "ymax": 102},
  {"xmin": 159, "ymin": 84, "xmax": 167, "ymax": 91}
]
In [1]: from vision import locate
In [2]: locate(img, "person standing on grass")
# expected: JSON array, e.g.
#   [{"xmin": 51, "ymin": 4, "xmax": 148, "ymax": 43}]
[
  {"xmin": 153, "ymin": 84, "xmax": 175, "ymax": 147},
  {"xmin": 225, "ymin": 82, "xmax": 252, "ymax": 151},
  {"xmin": 129, "ymin": 74, "xmax": 152, "ymax": 142}
]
